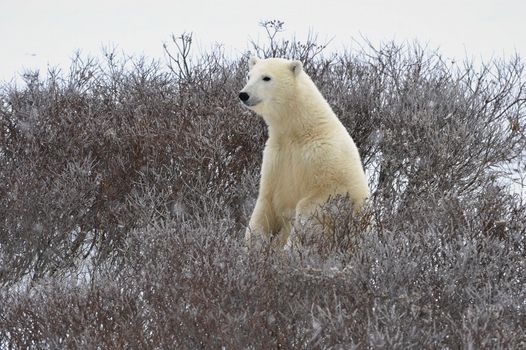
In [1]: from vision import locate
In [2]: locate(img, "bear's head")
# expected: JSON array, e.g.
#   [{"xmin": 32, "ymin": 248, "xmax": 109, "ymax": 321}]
[{"xmin": 238, "ymin": 57, "xmax": 303, "ymax": 116}]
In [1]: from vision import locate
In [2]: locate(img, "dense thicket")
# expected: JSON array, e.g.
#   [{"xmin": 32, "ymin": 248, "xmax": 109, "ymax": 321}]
[{"xmin": 1, "ymin": 22, "xmax": 525, "ymax": 348}]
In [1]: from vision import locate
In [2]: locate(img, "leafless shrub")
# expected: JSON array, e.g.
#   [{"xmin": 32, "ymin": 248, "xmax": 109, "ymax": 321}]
[
  {"xmin": 251, "ymin": 20, "xmax": 331, "ymax": 68},
  {"xmin": 1, "ymin": 22, "xmax": 525, "ymax": 348}
]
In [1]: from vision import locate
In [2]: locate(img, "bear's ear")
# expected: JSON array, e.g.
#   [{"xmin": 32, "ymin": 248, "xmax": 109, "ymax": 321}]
[
  {"xmin": 290, "ymin": 60, "xmax": 303, "ymax": 76},
  {"xmin": 248, "ymin": 56, "xmax": 259, "ymax": 69}
]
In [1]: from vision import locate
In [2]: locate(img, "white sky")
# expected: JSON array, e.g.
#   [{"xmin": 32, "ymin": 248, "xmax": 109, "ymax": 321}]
[{"xmin": 1, "ymin": 0, "xmax": 525, "ymax": 83}]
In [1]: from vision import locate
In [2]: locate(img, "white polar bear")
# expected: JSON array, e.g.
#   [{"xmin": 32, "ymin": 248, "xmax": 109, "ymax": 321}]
[{"xmin": 239, "ymin": 57, "xmax": 369, "ymax": 248}]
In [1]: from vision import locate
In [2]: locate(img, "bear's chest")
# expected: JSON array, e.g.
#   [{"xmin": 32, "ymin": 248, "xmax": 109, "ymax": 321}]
[
  {"xmin": 265, "ymin": 144, "xmax": 311, "ymax": 174},
  {"xmin": 262, "ymin": 145, "xmax": 315, "ymax": 207}
]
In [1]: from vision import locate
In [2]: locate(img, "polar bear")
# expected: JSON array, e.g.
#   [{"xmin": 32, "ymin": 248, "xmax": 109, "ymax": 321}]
[{"xmin": 239, "ymin": 57, "xmax": 369, "ymax": 248}]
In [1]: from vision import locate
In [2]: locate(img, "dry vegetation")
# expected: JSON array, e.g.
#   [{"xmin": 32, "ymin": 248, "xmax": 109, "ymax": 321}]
[{"xmin": 1, "ymin": 22, "xmax": 525, "ymax": 348}]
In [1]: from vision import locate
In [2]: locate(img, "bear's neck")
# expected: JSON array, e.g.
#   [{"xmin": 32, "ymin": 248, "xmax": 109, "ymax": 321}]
[{"xmin": 264, "ymin": 81, "xmax": 336, "ymax": 145}]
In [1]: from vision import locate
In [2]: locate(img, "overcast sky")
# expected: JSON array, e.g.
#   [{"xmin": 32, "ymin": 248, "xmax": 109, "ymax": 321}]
[{"xmin": 1, "ymin": 0, "xmax": 525, "ymax": 83}]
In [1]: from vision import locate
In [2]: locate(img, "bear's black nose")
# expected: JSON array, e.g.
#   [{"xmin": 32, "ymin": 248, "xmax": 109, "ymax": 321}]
[{"xmin": 239, "ymin": 92, "xmax": 249, "ymax": 102}]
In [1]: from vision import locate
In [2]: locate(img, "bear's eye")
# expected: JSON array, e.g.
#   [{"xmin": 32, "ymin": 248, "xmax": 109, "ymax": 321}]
[
  {"xmin": 247, "ymin": 75, "xmax": 251, "ymax": 81},
  {"xmin": 262, "ymin": 76, "xmax": 271, "ymax": 81}
]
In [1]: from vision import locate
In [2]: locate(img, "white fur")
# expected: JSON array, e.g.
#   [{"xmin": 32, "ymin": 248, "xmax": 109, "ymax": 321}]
[{"xmin": 240, "ymin": 57, "xmax": 369, "ymax": 248}]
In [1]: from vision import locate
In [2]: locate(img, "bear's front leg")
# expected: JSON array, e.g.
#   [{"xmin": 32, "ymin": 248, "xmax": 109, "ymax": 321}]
[
  {"xmin": 285, "ymin": 193, "xmax": 329, "ymax": 251},
  {"xmin": 245, "ymin": 197, "xmax": 277, "ymax": 248}
]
